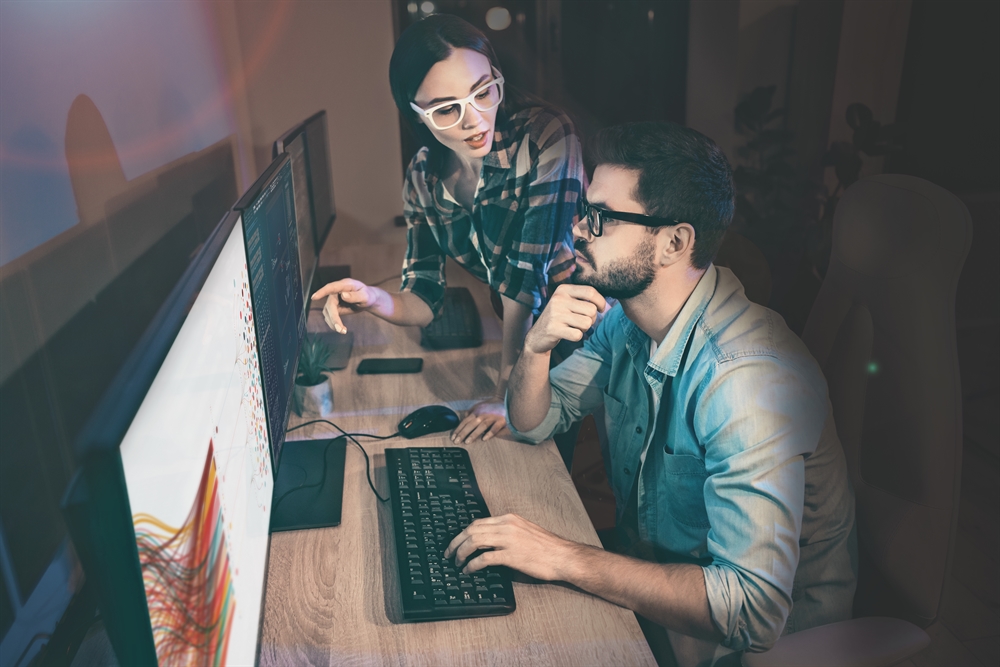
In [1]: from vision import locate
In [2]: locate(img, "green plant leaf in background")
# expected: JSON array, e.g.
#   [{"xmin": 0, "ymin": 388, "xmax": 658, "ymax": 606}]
[{"xmin": 296, "ymin": 334, "xmax": 334, "ymax": 386}]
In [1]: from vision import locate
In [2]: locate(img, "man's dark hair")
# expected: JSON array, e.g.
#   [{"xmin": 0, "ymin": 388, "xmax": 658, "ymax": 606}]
[{"xmin": 587, "ymin": 122, "xmax": 735, "ymax": 269}]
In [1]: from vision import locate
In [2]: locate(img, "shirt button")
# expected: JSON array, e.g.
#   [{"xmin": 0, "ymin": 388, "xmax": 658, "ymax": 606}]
[
  {"xmin": 624, "ymin": 468, "xmax": 631, "ymax": 475},
  {"xmin": 636, "ymin": 426, "xmax": 643, "ymax": 434}
]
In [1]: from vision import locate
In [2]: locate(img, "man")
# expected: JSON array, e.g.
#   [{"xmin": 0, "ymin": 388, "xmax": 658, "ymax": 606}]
[{"xmin": 444, "ymin": 122, "xmax": 856, "ymax": 665}]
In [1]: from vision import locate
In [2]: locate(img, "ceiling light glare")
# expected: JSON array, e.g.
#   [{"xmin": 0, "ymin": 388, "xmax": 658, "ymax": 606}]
[
  {"xmin": 420, "ymin": 1, "xmax": 436, "ymax": 14},
  {"xmin": 485, "ymin": 7, "xmax": 512, "ymax": 31}
]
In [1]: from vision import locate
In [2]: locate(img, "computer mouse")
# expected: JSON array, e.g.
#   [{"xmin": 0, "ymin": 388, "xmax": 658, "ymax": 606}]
[{"xmin": 398, "ymin": 405, "xmax": 460, "ymax": 439}]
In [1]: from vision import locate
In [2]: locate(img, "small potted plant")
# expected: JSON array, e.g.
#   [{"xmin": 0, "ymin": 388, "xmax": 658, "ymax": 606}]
[{"xmin": 293, "ymin": 334, "xmax": 334, "ymax": 416}]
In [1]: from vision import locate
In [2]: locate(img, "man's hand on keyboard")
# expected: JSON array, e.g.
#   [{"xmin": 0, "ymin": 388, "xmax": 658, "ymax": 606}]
[
  {"xmin": 312, "ymin": 278, "xmax": 380, "ymax": 334},
  {"xmin": 452, "ymin": 399, "xmax": 510, "ymax": 444},
  {"xmin": 444, "ymin": 513, "xmax": 577, "ymax": 581}
]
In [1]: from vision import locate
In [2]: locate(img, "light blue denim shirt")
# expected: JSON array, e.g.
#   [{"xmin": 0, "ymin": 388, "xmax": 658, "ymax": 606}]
[{"xmin": 507, "ymin": 266, "xmax": 856, "ymax": 652}]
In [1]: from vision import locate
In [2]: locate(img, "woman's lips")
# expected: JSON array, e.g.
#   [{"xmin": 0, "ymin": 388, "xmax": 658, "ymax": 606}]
[{"xmin": 464, "ymin": 130, "xmax": 490, "ymax": 149}]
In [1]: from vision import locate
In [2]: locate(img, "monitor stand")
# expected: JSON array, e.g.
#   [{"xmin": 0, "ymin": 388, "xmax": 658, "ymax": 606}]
[
  {"xmin": 315, "ymin": 330, "xmax": 354, "ymax": 370},
  {"xmin": 269, "ymin": 437, "xmax": 346, "ymax": 532}
]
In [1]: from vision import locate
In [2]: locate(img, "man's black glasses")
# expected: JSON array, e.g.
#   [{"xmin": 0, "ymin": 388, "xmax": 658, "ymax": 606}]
[{"xmin": 577, "ymin": 197, "xmax": 680, "ymax": 237}]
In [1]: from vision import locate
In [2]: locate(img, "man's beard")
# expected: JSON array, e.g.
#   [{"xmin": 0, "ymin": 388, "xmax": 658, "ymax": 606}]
[{"xmin": 572, "ymin": 237, "xmax": 657, "ymax": 300}]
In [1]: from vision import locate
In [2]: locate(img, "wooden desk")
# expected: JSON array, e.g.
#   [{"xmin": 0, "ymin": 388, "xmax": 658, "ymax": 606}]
[{"xmin": 258, "ymin": 238, "xmax": 654, "ymax": 666}]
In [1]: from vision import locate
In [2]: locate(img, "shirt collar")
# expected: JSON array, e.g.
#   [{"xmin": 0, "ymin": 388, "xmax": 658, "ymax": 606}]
[
  {"xmin": 482, "ymin": 112, "xmax": 518, "ymax": 170},
  {"xmin": 619, "ymin": 266, "xmax": 718, "ymax": 378}
]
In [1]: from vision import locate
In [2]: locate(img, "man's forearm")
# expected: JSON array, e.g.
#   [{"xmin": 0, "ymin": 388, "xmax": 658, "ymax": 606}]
[
  {"xmin": 561, "ymin": 544, "xmax": 721, "ymax": 642},
  {"xmin": 507, "ymin": 348, "xmax": 553, "ymax": 433}
]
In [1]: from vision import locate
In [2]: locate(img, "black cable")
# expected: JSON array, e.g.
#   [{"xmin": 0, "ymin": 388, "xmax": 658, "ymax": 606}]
[
  {"xmin": 282, "ymin": 418, "xmax": 394, "ymax": 502},
  {"xmin": 286, "ymin": 419, "xmax": 399, "ymax": 440},
  {"xmin": 271, "ymin": 437, "xmax": 336, "ymax": 510}
]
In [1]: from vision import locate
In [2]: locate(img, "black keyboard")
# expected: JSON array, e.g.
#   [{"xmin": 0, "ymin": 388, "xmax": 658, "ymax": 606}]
[
  {"xmin": 386, "ymin": 447, "xmax": 516, "ymax": 622},
  {"xmin": 420, "ymin": 287, "xmax": 483, "ymax": 349}
]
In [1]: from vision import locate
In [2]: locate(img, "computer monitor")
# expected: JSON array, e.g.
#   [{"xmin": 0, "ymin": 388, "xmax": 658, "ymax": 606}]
[
  {"xmin": 234, "ymin": 156, "xmax": 345, "ymax": 532},
  {"xmin": 234, "ymin": 156, "xmax": 305, "ymax": 472},
  {"xmin": 273, "ymin": 131, "xmax": 317, "ymax": 307},
  {"xmin": 274, "ymin": 113, "xmax": 354, "ymax": 368},
  {"xmin": 64, "ymin": 211, "xmax": 274, "ymax": 665},
  {"xmin": 273, "ymin": 110, "xmax": 336, "ymax": 252}
]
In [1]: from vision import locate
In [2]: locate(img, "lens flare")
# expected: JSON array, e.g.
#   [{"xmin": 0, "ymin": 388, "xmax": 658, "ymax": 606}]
[{"xmin": 485, "ymin": 7, "xmax": 512, "ymax": 31}]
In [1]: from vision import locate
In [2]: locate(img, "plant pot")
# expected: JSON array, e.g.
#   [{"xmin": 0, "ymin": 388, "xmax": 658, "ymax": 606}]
[{"xmin": 293, "ymin": 377, "xmax": 334, "ymax": 417}]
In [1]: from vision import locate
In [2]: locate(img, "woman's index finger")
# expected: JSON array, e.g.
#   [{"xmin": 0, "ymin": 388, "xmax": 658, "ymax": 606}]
[{"xmin": 311, "ymin": 278, "xmax": 359, "ymax": 300}]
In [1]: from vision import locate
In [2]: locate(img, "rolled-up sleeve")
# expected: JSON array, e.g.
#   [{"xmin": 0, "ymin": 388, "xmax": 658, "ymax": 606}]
[
  {"xmin": 400, "ymin": 161, "xmax": 447, "ymax": 316},
  {"xmin": 500, "ymin": 112, "xmax": 583, "ymax": 313},
  {"xmin": 505, "ymin": 306, "xmax": 617, "ymax": 443},
  {"xmin": 696, "ymin": 357, "xmax": 827, "ymax": 652}
]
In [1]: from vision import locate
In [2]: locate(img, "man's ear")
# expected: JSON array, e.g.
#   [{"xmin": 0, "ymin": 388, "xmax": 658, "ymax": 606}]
[{"xmin": 659, "ymin": 223, "xmax": 696, "ymax": 266}]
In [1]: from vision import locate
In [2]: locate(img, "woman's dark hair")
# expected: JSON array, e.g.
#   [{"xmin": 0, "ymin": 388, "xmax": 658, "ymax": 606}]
[
  {"xmin": 389, "ymin": 14, "xmax": 528, "ymax": 169},
  {"xmin": 587, "ymin": 122, "xmax": 736, "ymax": 269}
]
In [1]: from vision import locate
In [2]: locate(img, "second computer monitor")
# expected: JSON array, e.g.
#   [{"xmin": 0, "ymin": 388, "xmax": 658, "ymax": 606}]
[
  {"xmin": 280, "ymin": 132, "xmax": 317, "ymax": 307},
  {"xmin": 234, "ymin": 156, "xmax": 305, "ymax": 469},
  {"xmin": 274, "ymin": 110, "xmax": 336, "ymax": 252}
]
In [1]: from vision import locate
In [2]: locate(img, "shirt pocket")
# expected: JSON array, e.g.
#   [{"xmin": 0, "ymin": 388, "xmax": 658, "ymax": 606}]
[
  {"xmin": 662, "ymin": 454, "xmax": 711, "ymax": 529},
  {"xmin": 602, "ymin": 392, "xmax": 628, "ymax": 445}
]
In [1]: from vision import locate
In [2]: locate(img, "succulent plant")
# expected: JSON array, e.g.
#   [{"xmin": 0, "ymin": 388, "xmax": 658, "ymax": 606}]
[{"xmin": 296, "ymin": 334, "xmax": 334, "ymax": 386}]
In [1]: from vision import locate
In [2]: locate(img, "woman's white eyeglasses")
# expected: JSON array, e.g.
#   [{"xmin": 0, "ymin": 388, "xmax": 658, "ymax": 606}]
[{"xmin": 410, "ymin": 75, "xmax": 505, "ymax": 131}]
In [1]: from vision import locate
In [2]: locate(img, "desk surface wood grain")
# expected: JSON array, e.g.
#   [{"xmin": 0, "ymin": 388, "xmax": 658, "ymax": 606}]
[{"xmin": 258, "ymin": 236, "xmax": 654, "ymax": 666}]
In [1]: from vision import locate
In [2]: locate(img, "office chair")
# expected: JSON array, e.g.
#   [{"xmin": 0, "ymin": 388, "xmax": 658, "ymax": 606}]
[{"xmin": 743, "ymin": 175, "xmax": 973, "ymax": 666}]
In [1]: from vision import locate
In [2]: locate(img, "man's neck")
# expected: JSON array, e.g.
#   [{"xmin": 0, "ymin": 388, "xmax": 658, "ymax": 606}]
[{"xmin": 619, "ymin": 264, "xmax": 707, "ymax": 344}]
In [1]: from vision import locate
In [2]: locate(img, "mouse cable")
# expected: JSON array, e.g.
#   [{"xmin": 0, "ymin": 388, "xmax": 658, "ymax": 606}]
[
  {"xmin": 286, "ymin": 418, "xmax": 400, "ymax": 440},
  {"xmin": 285, "ymin": 418, "xmax": 395, "ymax": 502}
]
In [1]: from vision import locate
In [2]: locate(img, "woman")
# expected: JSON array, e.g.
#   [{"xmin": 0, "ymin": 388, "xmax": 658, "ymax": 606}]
[{"xmin": 313, "ymin": 14, "xmax": 584, "ymax": 445}]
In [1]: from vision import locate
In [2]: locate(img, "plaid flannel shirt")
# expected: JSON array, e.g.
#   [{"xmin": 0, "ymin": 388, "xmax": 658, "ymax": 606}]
[{"xmin": 400, "ymin": 106, "xmax": 583, "ymax": 316}]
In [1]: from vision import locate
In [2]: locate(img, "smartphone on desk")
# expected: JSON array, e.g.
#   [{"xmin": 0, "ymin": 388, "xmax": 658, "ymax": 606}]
[{"xmin": 356, "ymin": 357, "xmax": 423, "ymax": 375}]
